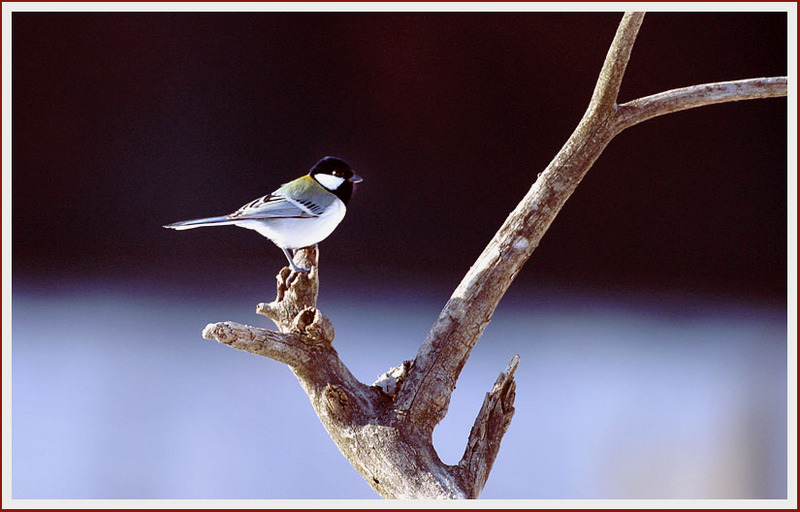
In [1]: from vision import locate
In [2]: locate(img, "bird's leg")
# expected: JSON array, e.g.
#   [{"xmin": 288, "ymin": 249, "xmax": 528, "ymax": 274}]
[{"xmin": 282, "ymin": 247, "xmax": 310, "ymax": 273}]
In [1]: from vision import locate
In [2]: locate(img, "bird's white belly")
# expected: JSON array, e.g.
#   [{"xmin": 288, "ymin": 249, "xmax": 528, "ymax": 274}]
[{"xmin": 234, "ymin": 200, "xmax": 346, "ymax": 250}]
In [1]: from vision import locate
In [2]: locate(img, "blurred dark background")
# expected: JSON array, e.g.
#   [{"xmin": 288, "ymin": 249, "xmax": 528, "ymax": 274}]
[
  {"xmin": 12, "ymin": 11, "xmax": 787, "ymax": 298},
  {"xmin": 10, "ymin": 11, "xmax": 789, "ymax": 500}
]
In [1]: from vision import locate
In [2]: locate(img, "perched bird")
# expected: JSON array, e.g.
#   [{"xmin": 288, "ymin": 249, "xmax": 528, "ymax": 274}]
[{"xmin": 164, "ymin": 156, "xmax": 362, "ymax": 273}]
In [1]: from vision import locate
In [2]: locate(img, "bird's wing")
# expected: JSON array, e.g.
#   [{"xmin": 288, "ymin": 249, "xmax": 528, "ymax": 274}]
[{"xmin": 227, "ymin": 191, "xmax": 323, "ymax": 220}]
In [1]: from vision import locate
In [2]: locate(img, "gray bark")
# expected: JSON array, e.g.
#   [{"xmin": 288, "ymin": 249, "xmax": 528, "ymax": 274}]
[{"xmin": 201, "ymin": 12, "xmax": 787, "ymax": 498}]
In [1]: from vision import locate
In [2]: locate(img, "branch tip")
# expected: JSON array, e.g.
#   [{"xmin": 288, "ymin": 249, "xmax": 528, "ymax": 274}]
[
  {"xmin": 202, "ymin": 322, "xmax": 221, "ymax": 341},
  {"xmin": 457, "ymin": 354, "xmax": 520, "ymax": 497},
  {"xmin": 261, "ymin": 246, "xmax": 320, "ymax": 332},
  {"xmin": 504, "ymin": 354, "xmax": 520, "ymax": 377}
]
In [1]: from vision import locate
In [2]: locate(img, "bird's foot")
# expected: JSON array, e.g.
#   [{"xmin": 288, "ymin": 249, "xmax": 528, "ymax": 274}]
[{"xmin": 282, "ymin": 247, "xmax": 312, "ymax": 274}]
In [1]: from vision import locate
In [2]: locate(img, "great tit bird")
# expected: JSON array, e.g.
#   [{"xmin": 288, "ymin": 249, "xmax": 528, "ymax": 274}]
[{"xmin": 164, "ymin": 156, "xmax": 362, "ymax": 273}]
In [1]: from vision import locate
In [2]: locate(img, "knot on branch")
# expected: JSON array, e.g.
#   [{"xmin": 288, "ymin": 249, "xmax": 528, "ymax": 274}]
[
  {"xmin": 323, "ymin": 383, "xmax": 351, "ymax": 421},
  {"xmin": 291, "ymin": 306, "xmax": 335, "ymax": 346},
  {"xmin": 257, "ymin": 246, "xmax": 320, "ymax": 331},
  {"xmin": 373, "ymin": 361, "xmax": 412, "ymax": 399}
]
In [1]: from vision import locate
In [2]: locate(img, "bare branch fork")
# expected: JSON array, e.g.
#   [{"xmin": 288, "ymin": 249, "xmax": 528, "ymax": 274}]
[{"xmin": 202, "ymin": 12, "xmax": 787, "ymax": 498}]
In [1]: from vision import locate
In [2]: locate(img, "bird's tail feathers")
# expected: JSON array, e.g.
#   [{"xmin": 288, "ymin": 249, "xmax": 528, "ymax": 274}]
[{"xmin": 163, "ymin": 216, "xmax": 234, "ymax": 230}]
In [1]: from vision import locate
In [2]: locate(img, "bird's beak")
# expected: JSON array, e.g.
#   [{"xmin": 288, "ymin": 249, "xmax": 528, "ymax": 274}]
[{"xmin": 349, "ymin": 173, "xmax": 364, "ymax": 184}]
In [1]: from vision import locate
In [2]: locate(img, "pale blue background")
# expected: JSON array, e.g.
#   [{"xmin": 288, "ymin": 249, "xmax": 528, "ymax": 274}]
[{"xmin": 12, "ymin": 272, "xmax": 787, "ymax": 499}]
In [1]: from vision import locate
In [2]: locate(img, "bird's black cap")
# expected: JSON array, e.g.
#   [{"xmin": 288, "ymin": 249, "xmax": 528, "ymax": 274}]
[
  {"xmin": 310, "ymin": 156, "xmax": 354, "ymax": 176},
  {"xmin": 309, "ymin": 156, "xmax": 361, "ymax": 205}
]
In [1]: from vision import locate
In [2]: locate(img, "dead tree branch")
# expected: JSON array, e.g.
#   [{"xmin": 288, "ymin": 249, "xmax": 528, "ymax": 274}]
[
  {"xmin": 201, "ymin": 12, "xmax": 787, "ymax": 498},
  {"xmin": 616, "ymin": 77, "xmax": 788, "ymax": 130}
]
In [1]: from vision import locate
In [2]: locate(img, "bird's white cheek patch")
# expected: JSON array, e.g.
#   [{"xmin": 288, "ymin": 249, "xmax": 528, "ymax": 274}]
[{"xmin": 314, "ymin": 174, "xmax": 346, "ymax": 191}]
